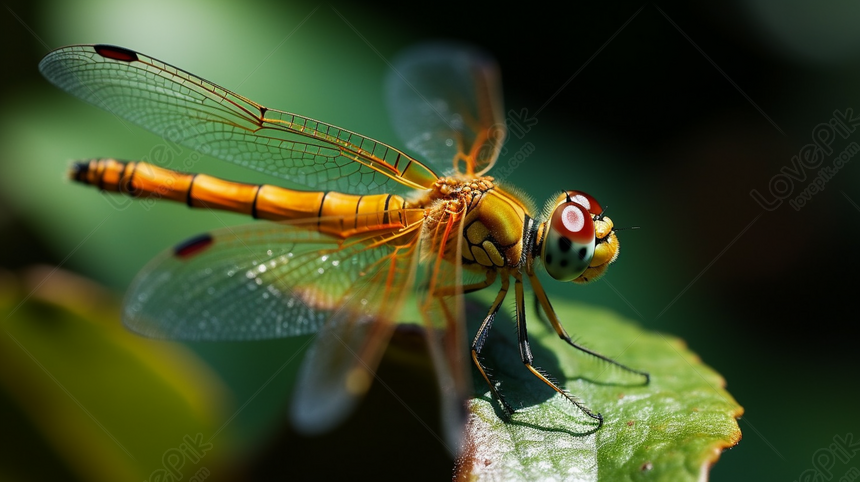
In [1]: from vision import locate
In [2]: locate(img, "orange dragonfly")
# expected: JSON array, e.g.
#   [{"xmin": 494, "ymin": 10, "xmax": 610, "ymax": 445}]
[{"xmin": 39, "ymin": 43, "xmax": 648, "ymax": 450}]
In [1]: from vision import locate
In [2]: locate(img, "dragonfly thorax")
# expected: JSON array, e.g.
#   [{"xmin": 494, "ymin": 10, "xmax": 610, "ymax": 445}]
[
  {"xmin": 429, "ymin": 175, "xmax": 496, "ymax": 200},
  {"xmin": 418, "ymin": 176, "xmax": 533, "ymax": 271}
]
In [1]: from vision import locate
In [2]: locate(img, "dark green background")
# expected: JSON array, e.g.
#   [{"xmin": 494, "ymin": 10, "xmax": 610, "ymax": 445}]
[{"xmin": 2, "ymin": 0, "xmax": 858, "ymax": 480}]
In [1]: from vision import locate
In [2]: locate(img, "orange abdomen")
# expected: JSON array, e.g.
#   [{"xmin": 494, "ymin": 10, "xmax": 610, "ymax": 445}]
[{"xmin": 72, "ymin": 159, "xmax": 417, "ymax": 238}]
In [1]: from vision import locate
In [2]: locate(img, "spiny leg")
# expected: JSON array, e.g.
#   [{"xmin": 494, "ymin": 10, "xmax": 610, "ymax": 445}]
[
  {"xmin": 514, "ymin": 273, "xmax": 604, "ymax": 428},
  {"xmin": 471, "ymin": 275, "xmax": 514, "ymax": 415},
  {"xmin": 527, "ymin": 271, "xmax": 650, "ymax": 384}
]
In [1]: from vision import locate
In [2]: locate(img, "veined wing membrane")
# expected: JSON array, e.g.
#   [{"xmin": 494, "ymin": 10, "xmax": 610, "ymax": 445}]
[
  {"xmin": 291, "ymin": 230, "xmax": 420, "ymax": 436},
  {"xmin": 39, "ymin": 45, "xmax": 437, "ymax": 195},
  {"xmin": 122, "ymin": 212, "xmax": 422, "ymax": 341},
  {"xmin": 385, "ymin": 43, "xmax": 505, "ymax": 178}
]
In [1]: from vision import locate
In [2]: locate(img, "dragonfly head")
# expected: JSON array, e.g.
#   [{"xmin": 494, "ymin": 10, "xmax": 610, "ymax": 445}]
[{"xmin": 539, "ymin": 190, "xmax": 619, "ymax": 284}]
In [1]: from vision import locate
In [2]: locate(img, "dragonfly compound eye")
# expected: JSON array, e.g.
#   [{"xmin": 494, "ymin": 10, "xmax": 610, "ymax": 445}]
[
  {"xmin": 558, "ymin": 190, "xmax": 603, "ymax": 216},
  {"xmin": 542, "ymin": 202, "xmax": 595, "ymax": 281}
]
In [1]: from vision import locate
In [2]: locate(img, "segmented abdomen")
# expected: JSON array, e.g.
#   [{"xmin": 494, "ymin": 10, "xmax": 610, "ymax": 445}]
[{"xmin": 71, "ymin": 159, "xmax": 418, "ymax": 238}]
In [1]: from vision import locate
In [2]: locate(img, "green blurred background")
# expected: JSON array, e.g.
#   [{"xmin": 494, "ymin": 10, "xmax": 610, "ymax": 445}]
[{"xmin": 2, "ymin": 0, "xmax": 859, "ymax": 480}]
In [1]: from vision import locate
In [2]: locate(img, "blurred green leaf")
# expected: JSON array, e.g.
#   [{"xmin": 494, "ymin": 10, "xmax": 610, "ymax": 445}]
[
  {"xmin": 0, "ymin": 267, "xmax": 231, "ymax": 482},
  {"xmin": 455, "ymin": 296, "xmax": 742, "ymax": 481}
]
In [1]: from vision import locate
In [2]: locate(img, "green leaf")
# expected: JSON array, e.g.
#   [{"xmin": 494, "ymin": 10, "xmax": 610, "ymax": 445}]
[
  {"xmin": 454, "ymin": 296, "xmax": 742, "ymax": 481},
  {"xmin": 0, "ymin": 268, "xmax": 231, "ymax": 482}
]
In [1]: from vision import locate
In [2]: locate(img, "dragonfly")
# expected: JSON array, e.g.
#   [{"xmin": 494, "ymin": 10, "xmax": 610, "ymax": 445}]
[{"xmin": 39, "ymin": 43, "xmax": 649, "ymax": 451}]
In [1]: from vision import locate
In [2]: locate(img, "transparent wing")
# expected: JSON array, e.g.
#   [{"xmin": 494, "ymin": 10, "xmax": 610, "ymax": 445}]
[
  {"xmin": 415, "ymin": 200, "xmax": 470, "ymax": 453},
  {"xmin": 122, "ymin": 212, "xmax": 423, "ymax": 341},
  {"xmin": 385, "ymin": 42, "xmax": 505, "ymax": 178},
  {"xmin": 39, "ymin": 44, "xmax": 438, "ymax": 195},
  {"xmin": 290, "ymin": 233, "xmax": 420, "ymax": 435}
]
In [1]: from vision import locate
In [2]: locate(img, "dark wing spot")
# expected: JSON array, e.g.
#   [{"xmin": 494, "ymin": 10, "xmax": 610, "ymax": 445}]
[
  {"xmin": 558, "ymin": 236, "xmax": 572, "ymax": 252},
  {"xmin": 560, "ymin": 259, "xmax": 568, "ymax": 268},
  {"xmin": 578, "ymin": 247, "xmax": 588, "ymax": 260},
  {"xmin": 94, "ymin": 45, "xmax": 139, "ymax": 62},
  {"xmin": 546, "ymin": 253, "xmax": 553, "ymax": 264},
  {"xmin": 174, "ymin": 233, "xmax": 214, "ymax": 258}
]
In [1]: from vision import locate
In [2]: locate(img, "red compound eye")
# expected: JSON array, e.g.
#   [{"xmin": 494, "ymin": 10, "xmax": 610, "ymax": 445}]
[
  {"xmin": 551, "ymin": 202, "xmax": 594, "ymax": 244},
  {"xmin": 543, "ymin": 202, "xmax": 596, "ymax": 281},
  {"xmin": 564, "ymin": 190, "xmax": 603, "ymax": 216}
]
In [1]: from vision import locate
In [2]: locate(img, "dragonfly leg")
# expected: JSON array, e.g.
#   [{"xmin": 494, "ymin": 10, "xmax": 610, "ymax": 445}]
[
  {"xmin": 534, "ymin": 292, "xmax": 549, "ymax": 324},
  {"xmin": 471, "ymin": 275, "xmax": 514, "ymax": 415},
  {"xmin": 435, "ymin": 269, "xmax": 497, "ymax": 297},
  {"xmin": 526, "ymin": 270, "xmax": 650, "ymax": 384},
  {"xmin": 514, "ymin": 273, "xmax": 604, "ymax": 428}
]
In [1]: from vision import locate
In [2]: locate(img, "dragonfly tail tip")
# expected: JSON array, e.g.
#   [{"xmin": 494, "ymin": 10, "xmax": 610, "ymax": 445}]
[{"xmin": 68, "ymin": 160, "xmax": 90, "ymax": 183}]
